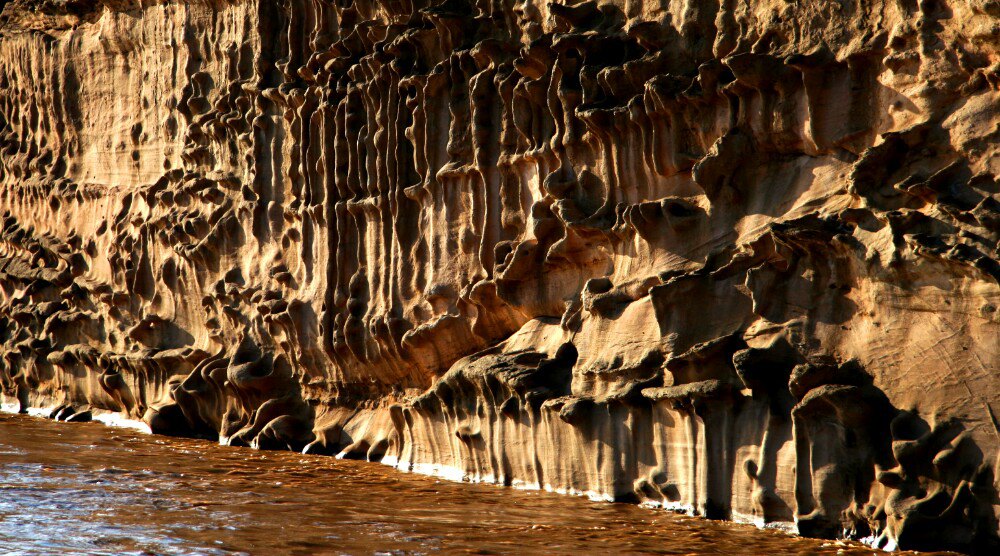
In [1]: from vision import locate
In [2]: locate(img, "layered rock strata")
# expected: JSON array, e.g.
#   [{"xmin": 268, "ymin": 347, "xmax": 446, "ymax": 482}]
[{"xmin": 1, "ymin": 0, "xmax": 998, "ymax": 551}]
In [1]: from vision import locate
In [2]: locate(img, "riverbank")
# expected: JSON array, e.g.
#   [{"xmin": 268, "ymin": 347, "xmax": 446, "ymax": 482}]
[{"xmin": 1, "ymin": 405, "xmax": 937, "ymax": 555}]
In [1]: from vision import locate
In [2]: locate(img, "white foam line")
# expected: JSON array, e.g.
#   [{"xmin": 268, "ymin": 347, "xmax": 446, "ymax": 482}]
[
  {"xmin": 379, "ymin": 455, "xmax": 399, "ymax": 468},
  {"xmin": 542, "ymin": 484, "xmax": 614, "ymax": 502},
  {"xmin": 1, "ymin": 400, "xmax": 893, "ymax": 550},
  {"xmin": 377, "ymin": 454, "xmax": 616, "ymax": 502},
  {"xmin": 860, "ymin": 533, "xmax": 896, "ymax": 552},
  {"xmin": 0, "ymin": 402, "xmax": 57, "ymax": 418},
  {"xmin": 510, "ymin": 479, "xmax": 541, "ymax": 491},
  {"xmin": 730, "ymin": 510, "xmax": 796, "ymax": 533},
  {"xmin": 1, "ymin": 400, "xmax": 150, "ymax": 434},
  {"xmin": 26, "ymin": 406, "xmax": 55, "ymax": 418},
  {"xmin": 640, "ymin": 499, "xmax": 697, "ymax": 514},
  {"xmin": 377, "ymin": 452, "xmax": 813, "ymax": 539},
  {"xmin": 92, "ymin": 411, "xmax": 152, "ymax": 434},
  {"xmin": 408, "ymin": 462, "xmax": 469, "ymax": 483}
]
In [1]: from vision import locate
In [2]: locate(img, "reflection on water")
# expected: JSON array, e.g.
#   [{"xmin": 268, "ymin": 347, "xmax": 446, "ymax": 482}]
[{"xmin": 0, "ymin": 412, "xmax": 928, "ymax": 555}]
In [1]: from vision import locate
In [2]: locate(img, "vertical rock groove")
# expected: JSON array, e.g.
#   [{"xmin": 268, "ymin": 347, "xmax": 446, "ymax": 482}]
[{"xmin": 0, "ymin": 0, "xmax": 998, "ymax": 551}]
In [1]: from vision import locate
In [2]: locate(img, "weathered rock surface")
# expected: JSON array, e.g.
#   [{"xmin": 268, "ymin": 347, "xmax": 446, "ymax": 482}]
[{"xmin": 0, "ymin": 0, "xmax": 998, "ymax": 551}]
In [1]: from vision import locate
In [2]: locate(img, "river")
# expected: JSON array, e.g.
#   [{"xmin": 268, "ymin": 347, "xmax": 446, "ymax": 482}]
[{"xmin": 0, "ymin": 411, "xmax": 940, "ymax": 555}]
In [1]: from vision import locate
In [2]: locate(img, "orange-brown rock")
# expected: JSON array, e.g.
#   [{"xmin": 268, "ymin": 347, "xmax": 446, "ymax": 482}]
[{"xmin": 1, "ymin": 0, "xmax": 998, "ymax": 552}]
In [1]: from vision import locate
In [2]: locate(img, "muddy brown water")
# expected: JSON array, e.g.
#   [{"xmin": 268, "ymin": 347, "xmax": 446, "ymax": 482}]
[{"xmin": 0, "ymin": 412, "xmax": 948, "ymax": 555}]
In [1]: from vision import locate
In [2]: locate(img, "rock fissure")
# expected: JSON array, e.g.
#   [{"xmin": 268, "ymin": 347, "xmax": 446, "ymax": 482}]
[{"xmin": 0, "ymin": 0, "xmax": 998, "ymax": 552}]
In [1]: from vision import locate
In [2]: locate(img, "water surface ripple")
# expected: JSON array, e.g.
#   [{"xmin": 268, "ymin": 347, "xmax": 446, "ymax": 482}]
[{"xmin": 0, "ymin": 413, "xmax": 938, "ymax": 555}]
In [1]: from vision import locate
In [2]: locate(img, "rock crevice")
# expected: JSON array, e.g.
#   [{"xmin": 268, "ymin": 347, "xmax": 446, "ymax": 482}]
[{"xmin": 1, "ymin": 0, "xmax": 998, "ymax": 552}]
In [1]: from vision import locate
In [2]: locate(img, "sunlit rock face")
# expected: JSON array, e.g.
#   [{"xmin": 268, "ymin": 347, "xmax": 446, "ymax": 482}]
[{"xmin": 1, "ymin": 0, "xmax": 998, "ymax": 551}]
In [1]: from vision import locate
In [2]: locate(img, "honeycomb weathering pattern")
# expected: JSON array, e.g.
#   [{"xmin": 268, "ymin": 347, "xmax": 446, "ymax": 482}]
[{"xmin": 0, "ymin": 0, "xmax": 998, "ymax": 551}]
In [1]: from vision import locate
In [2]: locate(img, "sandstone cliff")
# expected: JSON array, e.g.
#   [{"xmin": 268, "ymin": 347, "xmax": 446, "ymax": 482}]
[{"xmin": 1, "ymin": 0, "xmax": 998, "ymax": 551}]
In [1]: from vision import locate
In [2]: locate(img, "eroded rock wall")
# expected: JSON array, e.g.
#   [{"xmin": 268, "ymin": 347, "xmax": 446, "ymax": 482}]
[{"xmin": 1, "ymin": 0, "xmax": 998, "ymax": 551}]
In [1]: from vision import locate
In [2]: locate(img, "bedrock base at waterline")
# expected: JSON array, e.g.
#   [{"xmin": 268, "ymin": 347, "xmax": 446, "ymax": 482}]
[{"xmin": 0, "ymin": 0, "xmax": 998, "ymax": 553}]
